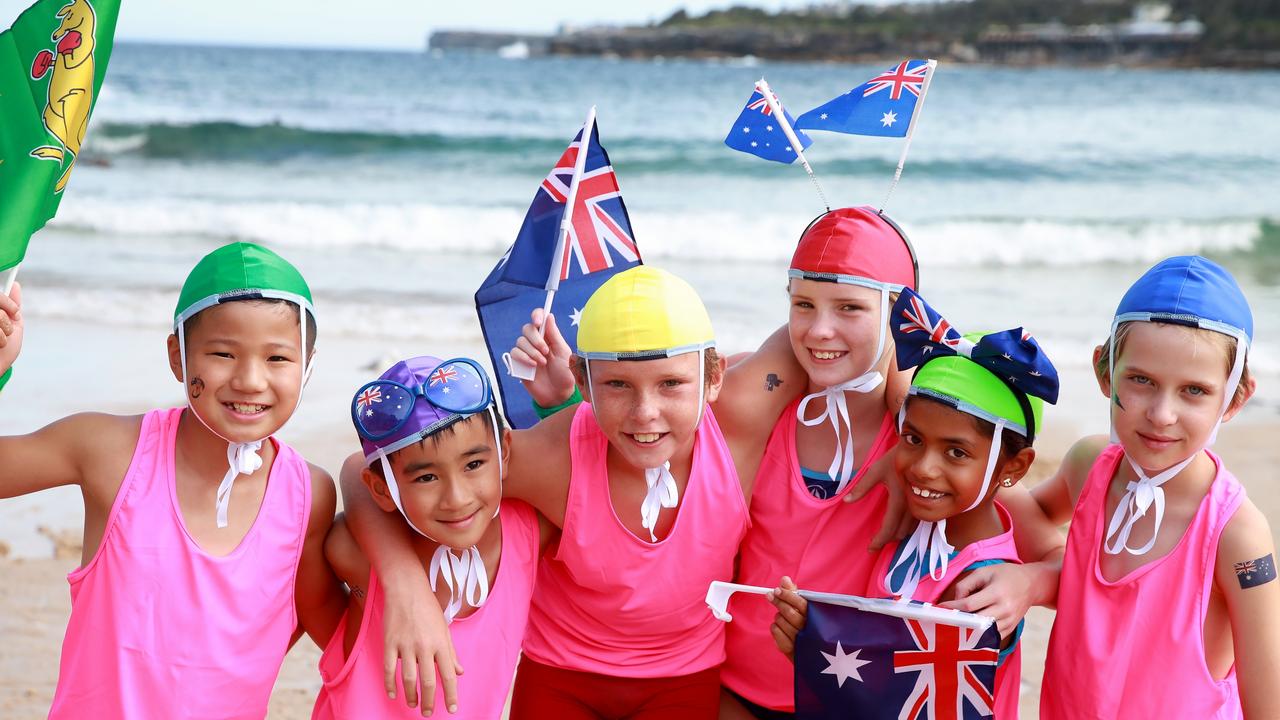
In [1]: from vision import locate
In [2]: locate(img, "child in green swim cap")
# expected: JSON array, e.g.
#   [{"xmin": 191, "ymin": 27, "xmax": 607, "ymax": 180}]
[{"xmin": 0, "ymin": 242, "xmax": 344, "ymax": 719}]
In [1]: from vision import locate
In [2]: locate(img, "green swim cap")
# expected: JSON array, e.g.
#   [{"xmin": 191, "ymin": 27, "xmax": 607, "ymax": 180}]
[
  {"xmin": 909, "ymin": 344, "xmax": 1044, "ymax": 440},
  {"xmin": 174, "ymin": 242, "xmax": 314, "ymax": 329}
]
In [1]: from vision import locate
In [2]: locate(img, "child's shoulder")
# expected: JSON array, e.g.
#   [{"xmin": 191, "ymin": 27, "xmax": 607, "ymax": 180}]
[
  {"xmin": 1217, "ymin": 495, "xmax": 1273, "ymax": 564},
  {"xmin": 1061, "ymin": 434, "xmax": 1113, "ymax": 494},
  {"xmin": 304, "ymin": 461, "xmax": 337, "ymax": 524}
]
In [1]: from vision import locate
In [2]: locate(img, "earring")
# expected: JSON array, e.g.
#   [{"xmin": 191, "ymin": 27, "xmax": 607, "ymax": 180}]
[{"xmin": 1000, "ymin": 478, "xmax": 1014, "ymax": 488}]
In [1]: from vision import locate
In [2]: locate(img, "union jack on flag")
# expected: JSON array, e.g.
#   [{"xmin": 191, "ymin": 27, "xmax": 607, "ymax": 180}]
[
  {"xmin": 897, "ymin": 293, "xmax": 965, "ymax": 353},
  {"xmin": 725, "ymin": 83, "xmax": 813, "ymax": 164},
  {"xmin": 894, "ymin": 620, "xmax": 998, "ymax": 720},
  {"xmin": 355, "ymin": 386, "xmax": 382, "ymax": 411},
  {"xmin": 864, "ymin": 61, "xmax": 929, "ymax": 100},
  {"xmin": 794, "ymin": 599, "xmax": 1002, "ymax": 720},
  {"xmin": 747, "ymin": 94, "xmax": 774, "ymax": 115},
  {"xmin": 428, "ymin": 365, "xmax": 459, "ymax": 386}
]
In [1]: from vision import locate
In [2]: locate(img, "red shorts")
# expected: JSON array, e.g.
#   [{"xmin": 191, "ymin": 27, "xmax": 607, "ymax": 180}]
[{"xmin": 510, "ymin": 656, "xmax": 721, "ymax": 719}]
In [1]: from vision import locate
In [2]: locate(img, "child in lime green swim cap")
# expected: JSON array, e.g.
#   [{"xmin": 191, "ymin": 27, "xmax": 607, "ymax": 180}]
[{"xmin": 0, "ymin": 242, "xmax": 344, "ymax": 719}]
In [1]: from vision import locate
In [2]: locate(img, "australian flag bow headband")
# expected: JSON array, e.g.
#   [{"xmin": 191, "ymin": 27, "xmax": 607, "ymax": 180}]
[{"xmin": 892, "ymin": 288, "xmax": 1060, "ymax": 405}]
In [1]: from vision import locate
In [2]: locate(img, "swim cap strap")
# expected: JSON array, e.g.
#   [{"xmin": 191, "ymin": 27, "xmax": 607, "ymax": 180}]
[
  {"xmin": 796, "ymin": 371, "xmax": 884, "ymax": 492},
  {"xmin": 966, "ymin": 419, "xmax": 1005, "ymax": 514},
  {"xmin": 214, "ymin": 440, "xmax": 264, "ymax": 529},
  {"xmin": 641, "ymin": 462, "xmax": 679, "ymax": 543},
  {"xmin": 1103, "ymin": 454, "xmax": 1193, "ymax": 556},
  {"xmin": 886, "ymin": 519, "xmax": 954, "ymax": 601},
  {"xmin": 429, "ymin": 544, "xmax": 490, "ymax": 624}
]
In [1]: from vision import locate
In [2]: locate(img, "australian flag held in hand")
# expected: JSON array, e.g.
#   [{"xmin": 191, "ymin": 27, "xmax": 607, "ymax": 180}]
[
  {"xmin": 475, "ymin": 120, "xmax": 641, "ymax": 429},
  {"xmin": 725, "ymin": 85, "xmax": 813, "ymax": 164},
  {"xmin": 795, "ymin": 598, "xmax": 1001, "ymax": 720},
  {"xmin": 795, "ymin": 60, "xmax": 932, "ymax": 138}
]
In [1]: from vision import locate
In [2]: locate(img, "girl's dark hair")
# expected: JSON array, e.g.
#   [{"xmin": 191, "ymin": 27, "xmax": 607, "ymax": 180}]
[{"xmin": 906, "ymin": 394, "xmax": 1032, "ymax": 460}]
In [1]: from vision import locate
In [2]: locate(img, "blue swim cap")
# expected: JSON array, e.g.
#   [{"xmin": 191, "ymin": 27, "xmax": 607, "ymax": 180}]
[{"xmin": 1115, "ymin": 255, "xmax": 1252, "ymax": 342}]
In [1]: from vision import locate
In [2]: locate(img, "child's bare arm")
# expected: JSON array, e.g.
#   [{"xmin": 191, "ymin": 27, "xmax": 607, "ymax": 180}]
[
  {"xmin": 1029, "ymin": 435, "xmax": 1108, "ymax": 527},
  {"xmin": 1216, "ymin": 500, "xmax": 1280, "ymax": 718},
  {"xmin": 339, "ymin": 452, "xmax": 461, "ymax": 715},
  {"xmin": 769, "ymin": 576, "xmax": 809, "ymax": 662},
  {"xmin": 294, "ymin": 464, "xmax": 345, "ymax": 649}
]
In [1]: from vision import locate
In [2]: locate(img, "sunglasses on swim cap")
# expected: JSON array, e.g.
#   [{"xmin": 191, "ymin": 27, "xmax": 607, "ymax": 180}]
[{"xmin": 351, "ymin": 357, "xmax": 493, "ymax": 443}]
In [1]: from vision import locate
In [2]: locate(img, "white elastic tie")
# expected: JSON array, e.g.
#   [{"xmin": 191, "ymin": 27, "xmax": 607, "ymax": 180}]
[
  {"xmin": 641, "ymin": 461, "xmax": 679, "ymax": 542},
  {"xmin": 215, "ymin": 440, "xmax": 264, "ymax": 528},
  {"xmin": 886, "ymin": 518, "xmax": 954, "ymax": 601},
  {"xmin": 429, "ymin": 544, "xmax": 490, "ymax": 624},
  {"xmin": 968, "ymin": 420, "xmax": 1005, "ymax": 513},
  {"xmin": 796, "ymin": 371, "xmax": 883, "ymax": 492}
]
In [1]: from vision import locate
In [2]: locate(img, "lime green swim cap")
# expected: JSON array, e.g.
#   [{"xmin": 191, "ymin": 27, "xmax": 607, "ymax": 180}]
[
  {"xmin": 576, "ymin": 266, "xmax": 714, "ymax": 360},
  {"xmin": 174, "ymin": 242, "xmax": 314, "ymax": 329},
  {"xmin": 909, "ymin": 347, "xmax": 1044, "ymax": 439}
]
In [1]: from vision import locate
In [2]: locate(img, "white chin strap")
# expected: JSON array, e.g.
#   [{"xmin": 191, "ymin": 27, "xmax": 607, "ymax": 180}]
[
  {"xmin": 584, "ymin": 350, "xmax": 707, "ymax": 541},
  {"xmin": 887, "ymin": 403, "xmax": 1004, "ymax": 600},
  {"xmin": 1103, "ymin": 323, "xmax": 1247, "ymax": 556},
  {"xmin": 374, "ymin": 406, "xmax": 503, "ymax": 622},
  {"xmin": 796, "ymin": 286, "xmax": 890, "ymax": 492},
  {"xmin": 177, "ymin": 308, "xmax": 311, "ymax": 529}
]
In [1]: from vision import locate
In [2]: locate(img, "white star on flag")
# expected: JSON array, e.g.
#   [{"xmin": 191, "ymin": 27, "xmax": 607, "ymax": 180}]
[
  {"xmin": 819, "ymin": 113, "xmax": 829, "ymax": 120},
  {"xmin": 751, "ymin": 141, "xmax": 759, "ymax": 147},
  {"xmin": 742, "ymin": 127, "xmax": 750, "ymax": 133},
  {"xmin": 820, "ymin": 642, "xmax": 871, "ymax": 688},
  {"xmin": 881, "ymin": 111, "xmax": 897, "ymax": 127},
  {"xmin": 570, "ymin": 307, "xmax": 583, "ymax": 326},
  {"xmin": 785, "ymin": 146, "xmax": 793, "ymax": 152},
  {"xmin": 766, "ymin": 124, "xmax": 774, "ymax": 131}
]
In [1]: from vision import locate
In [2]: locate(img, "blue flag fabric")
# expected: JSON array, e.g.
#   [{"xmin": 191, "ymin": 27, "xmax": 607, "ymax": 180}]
[
  {"xmin": 475, "ymin": 122, "xmax": 641, "ymax": 429},
  {"xmin": 724, "ymin": 88, "xmax": 813, "ymax": 164},
  {"xmin": 795, "ymin": 599, "xmax": 1001, "ymax": 720},
  {"xmin": 795, "ymin": 60, "xmax": 931, "ymax": 138}
]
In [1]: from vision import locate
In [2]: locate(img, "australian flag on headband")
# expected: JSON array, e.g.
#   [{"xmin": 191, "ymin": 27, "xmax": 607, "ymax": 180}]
[
  {"xmin": 795, "ymin": 599, "xmax": 1001, "ymax": 720},
  {"xmin": 475, "ymin": 120, "xmax": 641, "ymax": 429},
  {"xmin": 795, "ymin": 59, "xmax": 932, "ymax": 138},
  {"xmin": 892, "ymin": 288, "xmax": 1060, "ymax": 405},
  {"xmin": 725, "ymin": 86, "xmax": 813, "ymax": 164}
]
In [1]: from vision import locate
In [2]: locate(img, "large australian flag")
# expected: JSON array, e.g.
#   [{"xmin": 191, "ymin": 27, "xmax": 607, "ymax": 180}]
[
  {"xmin": 795, "ymin": 60, "xmax": 932, "ymax": 138},
  {"xmin": 795, "ymin": 598, "xmax": 1001, "ymax": 720},
  {"xmin": 475, "ymin": 120, "xmax": 641, "ymax": 429}
]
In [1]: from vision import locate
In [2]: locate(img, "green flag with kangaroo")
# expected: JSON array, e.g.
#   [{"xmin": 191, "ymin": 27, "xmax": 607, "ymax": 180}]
[{"xmin": 0, "ymin": 0, "xmax": 120, "ymax": 273}]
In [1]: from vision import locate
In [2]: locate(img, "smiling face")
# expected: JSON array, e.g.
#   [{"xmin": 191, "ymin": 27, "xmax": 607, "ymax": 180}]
[
  {"xmin": 370, "ymin": 413, "xmax": 504, "ymax": 549},
  {"xmin": 894, "ymin": 397, "xmax": 1032, "ymax": 524},
  {"xmin": 168, "ymin": 300, "xmax": 306, "ymax": 443},
  {"xmin": 1101, "ymin": 321, "xmax": 1248, "ymax": 475},
  {"xmin": 787, "ymin": 278, "xmax": 890, "ymax": 391},
  {"xmin": 579, "ymin": 352, "xmax": 721, "ymax": 471}
]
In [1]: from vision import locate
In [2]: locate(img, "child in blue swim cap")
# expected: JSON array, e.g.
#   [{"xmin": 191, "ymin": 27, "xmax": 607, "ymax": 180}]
[
  {"xmin": 1034, "ymin": 256, "xmax": 1278, "ymax": 718},
  {"xmin": 314, "ymin": 355, "xmax": 551, "ymax": 719}
]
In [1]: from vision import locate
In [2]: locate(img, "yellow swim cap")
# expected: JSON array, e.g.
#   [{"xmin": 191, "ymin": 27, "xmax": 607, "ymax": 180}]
[{"xmin": 577, "ymin": 266, "xmax": 715, "ymax": 360}]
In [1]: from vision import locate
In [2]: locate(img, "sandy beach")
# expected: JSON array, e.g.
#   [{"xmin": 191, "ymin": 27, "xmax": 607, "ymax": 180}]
[{"xmin": 2, "ymin": 312, "xmax": 1278, "ymax": 719}]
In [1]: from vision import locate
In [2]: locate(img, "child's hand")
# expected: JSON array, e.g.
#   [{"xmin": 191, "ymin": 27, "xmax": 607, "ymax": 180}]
[
  {"xmin": 939, "ymin": 562, "xmax": 1041, "ymax": 639},
  {"xmin": 845, "ymin": 450, "xmax": 915, "ymax": 550},
  {"xmin": 509, "ymin": 308, "xmax": 577, "ymax": 408},
  {"xmin": 0, "ymin": 282, "xmax": 24, "ymax": 374},
  {"xmin": 381, "ymin": 589, "xmax": 464, "ymax": 716},
  {"xmin": 769, "ymin": 576, "xmax": 808, "ymax": 662}
]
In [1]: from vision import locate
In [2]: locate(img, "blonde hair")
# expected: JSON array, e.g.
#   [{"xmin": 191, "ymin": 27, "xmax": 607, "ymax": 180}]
[{"xmin": 1095, "ymin": 321, "xmax": 1251, "ymax": 411}]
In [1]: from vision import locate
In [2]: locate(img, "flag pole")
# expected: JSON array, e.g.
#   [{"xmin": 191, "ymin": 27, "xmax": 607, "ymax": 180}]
[
  {"xmin": 880, "ymin": 59, "xmax": 937, "ymax": 214},
  {"xmin": 2, "ymin": 265, "xmax": 17, "ymax": 296},
  {"xmin": 505, "ymin": 106, "xmax": 597, "ymax": 381},
  {"xmin": 756, "ymin": 78, "xmax": 829, "ymax": 212}
]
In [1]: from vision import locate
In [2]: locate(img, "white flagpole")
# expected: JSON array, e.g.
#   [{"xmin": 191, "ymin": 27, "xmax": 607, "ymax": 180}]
[
  {"xmin": 756, "ymin": 78, "xmax": 829, "ymax": 212},
  {"xmin": 880, "ymin": 59, "xmax": 937, "ymax": 213},
  {"xmin": 2, "ymin": 265, "xmax": 18, "ymax": 296},
  {"xmin": 506, "ymin": 107, "xmax": 597, "ymax": 381}
]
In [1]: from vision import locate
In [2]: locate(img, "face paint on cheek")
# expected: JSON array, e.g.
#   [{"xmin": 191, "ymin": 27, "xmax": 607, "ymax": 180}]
[
  {"xmin": 1112, "ymin": 390, "xmax": 1124, "ymax": 411},
  {"xmin": 189, "ymin": 377, "xmax": 205, "ymax": 399}
]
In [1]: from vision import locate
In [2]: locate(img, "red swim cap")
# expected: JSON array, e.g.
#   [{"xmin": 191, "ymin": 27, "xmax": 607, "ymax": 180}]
[{"xmin": 789, "ymin": 206, "xmax": 917, "ymax": 291}]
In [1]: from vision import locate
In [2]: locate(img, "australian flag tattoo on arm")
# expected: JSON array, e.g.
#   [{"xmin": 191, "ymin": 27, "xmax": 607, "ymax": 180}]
[{"xmin": 1235, "ymin": 553, "xmax": 1277, "ymax": 589}]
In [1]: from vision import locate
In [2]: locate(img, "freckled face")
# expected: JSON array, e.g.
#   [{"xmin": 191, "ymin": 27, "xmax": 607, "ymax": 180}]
[{"xmin": 787, "ymin": 279, "xmax": 889, "ymax": 390}]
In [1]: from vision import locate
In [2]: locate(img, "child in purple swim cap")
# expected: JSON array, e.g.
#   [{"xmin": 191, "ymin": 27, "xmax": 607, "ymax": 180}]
[{"xmin": 313, "ymin": 355, "xmax": 550, "ymax": 720}]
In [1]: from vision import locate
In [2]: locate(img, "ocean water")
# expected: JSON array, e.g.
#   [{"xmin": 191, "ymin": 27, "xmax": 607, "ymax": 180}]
[{"xmin": 15, "ymin": 43, "xmax": 1280, "ymax": 388}]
